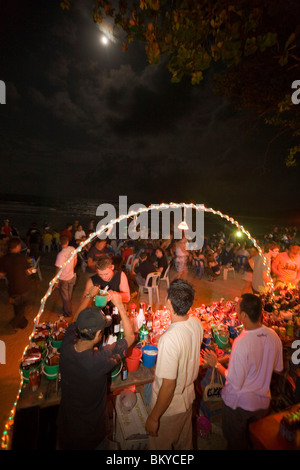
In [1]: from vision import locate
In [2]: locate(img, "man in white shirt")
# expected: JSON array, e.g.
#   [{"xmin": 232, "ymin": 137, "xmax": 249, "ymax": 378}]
[
  {"xmin": 204, "ymin": 293, "xmax": 283, "ymax": 450},
  {"xmin": 55, "ymin": 235, "xmax": 77, "ymax": 317},
  {"xmin": 145, "ymin": 279, "xmax": 203, "ymax": 450}
]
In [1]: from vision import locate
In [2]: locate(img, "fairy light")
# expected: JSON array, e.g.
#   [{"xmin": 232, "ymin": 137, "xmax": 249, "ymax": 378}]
[{"xmin": 1, "ymin": 202, "xmax": 265, "ymax": 449}]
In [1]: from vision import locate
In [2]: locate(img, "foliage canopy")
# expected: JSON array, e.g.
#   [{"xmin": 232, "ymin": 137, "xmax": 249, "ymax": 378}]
[{"xmin": 61, "ymin": 0, "xmax": 300, "ymax": 165}]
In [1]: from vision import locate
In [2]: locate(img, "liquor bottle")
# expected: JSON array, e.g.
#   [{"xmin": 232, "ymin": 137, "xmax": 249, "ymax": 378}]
[
  {"xmin": 137, "ymin": 303, "xmax": 146, "ymax": 330},
  {"xmin": 146, "ymin": 306, "xmax": 153, "ymax": 333},
  {"xmin": 103, "ymin": 305, "xmax": 113, "ymax": 340},
  {"xmin": 121, "ymin": 360, "xmax": 128, "ymax": 381},
  {"xmin": 138, "ymin": 320, "xmax": 149, "ymax": 342},
  {"xmin": 117, "ymin": 322, "xmax": 124, "ymax": 340},
  {"xmin": 112, "ymin": 306, "xmax": 121, "ymax": 337}
]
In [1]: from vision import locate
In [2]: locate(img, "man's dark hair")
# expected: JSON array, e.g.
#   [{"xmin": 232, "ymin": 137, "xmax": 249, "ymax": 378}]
[
  {"xmin": 167, "ymin": 279, "xmax": 195, "ymax": 316},
  {"xmin": 139, "ymin": 252, "xmax": 147, "ymax": 261},
  {"xmin": 8, "ymin": 237, "xmax": 21, "ymax": 250},
  {"xmin": 239, "ymin": 293, "xmax": 262, "ymax": 323},
  {"xmin": 60, "ymin": 235, "xmax": 69, "ymax": 246}
]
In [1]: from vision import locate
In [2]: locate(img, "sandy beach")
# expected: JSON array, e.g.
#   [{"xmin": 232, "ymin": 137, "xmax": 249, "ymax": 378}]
[{"xmin": 0, "ymin": 249, "xmax": 248, "ymax": 447}]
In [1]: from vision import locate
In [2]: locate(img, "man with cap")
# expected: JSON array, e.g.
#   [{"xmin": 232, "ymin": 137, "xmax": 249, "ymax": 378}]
[{"xmin": 57, "ymin": 289, "xmax": 135, "ymax": 450}]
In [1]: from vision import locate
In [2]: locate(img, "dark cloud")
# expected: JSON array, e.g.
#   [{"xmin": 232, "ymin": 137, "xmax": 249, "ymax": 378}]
[{"xmin": 0, "ymin": 0, "xmax": 299, "ymax": 220}]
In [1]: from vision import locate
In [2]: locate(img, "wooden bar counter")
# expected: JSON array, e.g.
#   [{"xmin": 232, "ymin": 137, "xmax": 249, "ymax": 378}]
[
  {"xmin": 17, "ymin": 363, "xmax": 155, "ymax": 410},
  {"xmin": 249, "ymin": 404, "xmax": 300, "ymax": 450},
  {"xmin": 12, "ymin": 363, "xmax": 154, "ymax": 449}
]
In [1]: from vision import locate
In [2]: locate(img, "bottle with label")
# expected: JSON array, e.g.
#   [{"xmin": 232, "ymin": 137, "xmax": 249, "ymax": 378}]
[
  {"xmin": 117, "ymin": 321, "xmax": 124, "ymax": 340},
  {"xmin": 121, "ymin": 360, "xmax": 128, "ymax": 381},
  {"xmin": 146, "ymin": 306, "xmax": 153, "ymax": 333},
  {"xmin": 138, "ymin": 320, "xmax": 149, "ymax": 342},
  {"xmin": 112, "ymin": 306, "xmax": 121, "ymax": 337}
]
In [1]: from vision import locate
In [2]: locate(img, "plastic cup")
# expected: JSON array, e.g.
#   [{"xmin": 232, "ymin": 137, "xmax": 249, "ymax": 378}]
[{"xmin": 95, "ymin": 291, "xmax": 108, "ymax": 307}]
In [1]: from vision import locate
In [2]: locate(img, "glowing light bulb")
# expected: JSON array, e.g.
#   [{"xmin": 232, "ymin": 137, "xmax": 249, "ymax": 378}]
[{"xmin": 178, "ymin": 221, "xmax": 189, "ymax": 230}]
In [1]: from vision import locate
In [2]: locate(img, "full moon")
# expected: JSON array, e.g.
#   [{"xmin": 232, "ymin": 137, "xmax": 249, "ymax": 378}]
[{"xmin": 100, "ymin": 35, "xmax": 109, "ymax": 45}]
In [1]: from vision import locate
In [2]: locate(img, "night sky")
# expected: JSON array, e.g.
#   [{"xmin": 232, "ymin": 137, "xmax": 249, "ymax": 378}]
[{"xmin": 0, "ymin": 0, "xmax": 299, "ymax": 221}]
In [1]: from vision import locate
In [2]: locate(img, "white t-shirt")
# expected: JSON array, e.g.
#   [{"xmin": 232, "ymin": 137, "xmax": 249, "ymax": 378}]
[
  {"xmin": 150, "ymin": 316, "xmax": 203, "ymax": 417},
  {"xmin": 222, "ymin": 325, "xmax": 283, "ymax": 411},
  {"xmin": 55, "ymin": 246, "xmax": 76, "ymax": 281},
  {"xmin": 74, "ymin": 229, "xmax": 86, "ymax": 241}
]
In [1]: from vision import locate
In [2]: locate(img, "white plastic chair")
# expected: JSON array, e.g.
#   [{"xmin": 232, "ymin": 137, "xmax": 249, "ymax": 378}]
[
  {"xmin": 159, "ymin": 263, "xmax": 170, "ymax": 289},
  {"xmin": 126, "ymin": 254, "xmax": 134, "ymax": 272},
  {"xmin": 222, "ymin": 265, "xmax": 235, "ymax": 280},
  {"xmin": 139, "ymin": 272, "xmax": 161, "ymax": 305}
]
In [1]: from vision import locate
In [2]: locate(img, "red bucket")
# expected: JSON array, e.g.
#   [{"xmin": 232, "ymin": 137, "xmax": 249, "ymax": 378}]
[{"xmin": 126, "ymin": 347, "xmax": 142, "ymax": 372}]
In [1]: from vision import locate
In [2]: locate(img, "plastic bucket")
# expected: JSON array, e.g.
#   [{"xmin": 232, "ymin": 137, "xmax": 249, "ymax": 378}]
[
  {"xmin": 20, "ymin": 363, "xmax": 41, "ymax": 383},
  {"xmin": 43, "ymin": 362, "xmax": 59, "ymax": 381},
  {"xmin": 126, "ymin": 347, "xmax": 142, "ymax": 372},
  {"xmin": 142, "ymin": 345, "xmax": 158, "ymax": 368},
  {"xmin": 95, "ymin": 292, "xmax": 108, "ymax": 307},
  {"xmin": 213, "ymin": 328, "xmax": 229, "ymax": 349},
  {"xmin": 50, "ymin": 338, "xmax": 62, "ymax": 349},
  {"xmin": 111, "ymin": 362, "xmax": 122, "ymax": 380}
]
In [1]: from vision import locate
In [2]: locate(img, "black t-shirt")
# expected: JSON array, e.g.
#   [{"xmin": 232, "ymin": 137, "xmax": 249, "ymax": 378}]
[
  {"xmin": 87, "ymin": 245, "xmax": 109, "ymax": 262},
  {"xmin": 26, "ymin": 228, "xmax": 41, "ymax": 244},
  {"xmin": 135, "ymin": 260, "xmax": 156, "ymax": 286},
  {"xmin": 157, "ymin": 256, "xmax": 168, "ymax": 276},
  {"xmin": 91, "ymin": 271, "xmax": 122, "ymax": 292},
  {"xmin": 86, "ymin": 245, "xmax": 110, "ymax": 272},
  {"xmin": 0, "ymin": 253, "xmax": 31, "ymax": 296},
  {"xmin": 91, "ymin": 271, "xmax": 122, "ymax": 311},
  {"xmin": 58, "ymin": 323, "xmax": 128, "ymax": 450}
]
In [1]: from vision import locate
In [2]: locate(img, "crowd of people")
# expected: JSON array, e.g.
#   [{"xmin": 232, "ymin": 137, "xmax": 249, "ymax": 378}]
[
  {"xmin": 0, "ymin": 216, "xmax": 299, "ymax": 328},
  {"xmin": 0, "ymin": 216, "xmax": 299, "ymax": 450}
]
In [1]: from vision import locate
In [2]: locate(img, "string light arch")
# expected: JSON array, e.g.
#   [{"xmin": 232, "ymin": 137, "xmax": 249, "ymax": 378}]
[{"xmin": 1, "ymin": 201, "xmax": 269, "ymax": 449}]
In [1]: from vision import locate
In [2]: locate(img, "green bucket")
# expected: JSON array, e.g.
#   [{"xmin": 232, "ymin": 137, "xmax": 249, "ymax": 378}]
[
  {"xmin": 43, "ymin": 362, "xmax": 59, "ymax": 381},
  {"xmin": 213, "ymin": 328, "xmax": 229, "ymax": 349},
  {"xmin": 20, "ymin": 363, "xmax": 41, "ymax": 383},
  {"xmin": 50, "ymin": 338, "xmax": 62, "ymax": 349},
  {"xmin": 111, "ymin": 363, "xmax": 122, "ymax": 381}
]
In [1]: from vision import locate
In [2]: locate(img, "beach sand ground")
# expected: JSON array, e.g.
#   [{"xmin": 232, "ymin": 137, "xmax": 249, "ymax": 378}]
[{"xmin": 0, "ymin": 250, "xmax": 248, "ymax": 448}]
